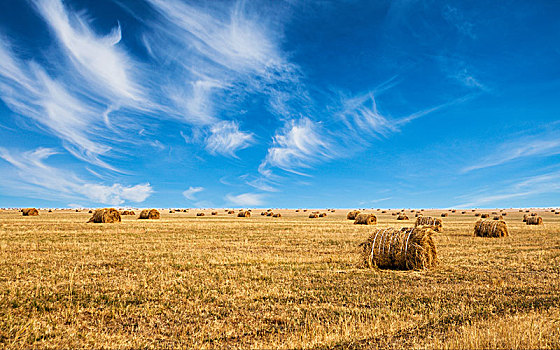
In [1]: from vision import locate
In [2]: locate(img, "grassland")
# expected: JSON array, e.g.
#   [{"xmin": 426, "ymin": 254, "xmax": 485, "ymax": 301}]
[{"xmin": 0, "ymin": 209, "xmax": 559, "ymax": 348}]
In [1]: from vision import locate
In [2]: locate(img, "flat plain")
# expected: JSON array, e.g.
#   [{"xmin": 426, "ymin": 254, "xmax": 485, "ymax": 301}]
[{"xmin": 0, "ymin": 209, "xmax": 559, "ymax": 348}]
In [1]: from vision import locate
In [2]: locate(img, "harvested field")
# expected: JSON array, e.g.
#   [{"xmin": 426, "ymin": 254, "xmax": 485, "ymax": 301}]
[{"xmin": 0, "ymin": 209, "xmax": 559, "ymax": 348}]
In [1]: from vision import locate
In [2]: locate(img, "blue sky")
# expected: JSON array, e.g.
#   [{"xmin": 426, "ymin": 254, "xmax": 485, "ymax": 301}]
[{"xmin": 0, "ymin": 0, "xmax": 559, "ymax": 209}]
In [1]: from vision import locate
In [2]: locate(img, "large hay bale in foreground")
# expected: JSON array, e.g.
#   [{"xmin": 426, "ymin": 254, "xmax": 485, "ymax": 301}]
[
  {"xmin": 237, "ymin": 211, "xmax": 251, "ymax": 217},
  {"xmin": 359, "ymin": 227, "xmax": 437, "ymax": 270},
  {"xmin": 87, "ymin": 208, "xmax": 121, "ymax": 223},
  {"xmin": 139, "ymin": 209, "xmax": 160, "ymax": 220},
  {"xmin": 474, "ymin": 220, "xmax": 508, "ymax": 238},
  {"xmin": 415, "ymin": 216, "xmax": 443, "ymax": 232},
  {"xmin": 526, "ymin": 216, "xmax": 543, "ymax": 225},
  {"xmin": 347, "ymin": 210, "xmax": 361, "ymax": 220},
  {"xmin": 22, "ymin": 208, "xmax": 39, "ymax": 216},
  {"xmin": 397, "ymin": 213, "xmax": 409, "ymax": 220},
  {"xmin": 354, "ymin": 213, "xmax": 377, "ymax": 225}
]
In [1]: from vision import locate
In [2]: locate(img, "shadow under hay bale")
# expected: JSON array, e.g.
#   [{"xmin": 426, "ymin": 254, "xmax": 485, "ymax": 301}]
[
  {"xmin": 526, "ymin": 216, "xmax": 543, "ymax": 225},
  {"xmin": 309, "ymin": 213, "xmax": 319, "ymax": 218},
  {"xmin": 238, "ymin": 211, "xmax": 251, "ymax": 217},
  {"xmin": 354, "ymin": 213, "xmax": 377, "ymax": 225},
  {"xmin": 359, "ymin": 227, "xmax": 437, "ymax": 270},
  {"xmin": 415, "ymin": 216, "xmax": 443, "ymax": 232},
  {"xmin": 87, "ymin": 208, "xmax": 121, "ymax": 223},
  {"xmin": 139, "ymin": 209, "xmax": 160, "ymax": 220},
  {"xmin": 22, "ymin": 208, "xmax": 39, "ymax": 216},
  {"xmin": 347, "ymin": 210, "xmax": 361, "ymax": 220},
  {"xmin": 397, "ymin": 213, "xmax": 409, "ymax": 220},
  {"xmin": 474, "ymin": 220, "xmax": 508, "ymax": 238}
]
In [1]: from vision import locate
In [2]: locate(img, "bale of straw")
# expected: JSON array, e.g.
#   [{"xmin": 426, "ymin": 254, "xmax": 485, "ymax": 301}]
[
  {"xmin": 502, "ymin": 212, "xmax": 507, "ymax": 216},
  {"xmin": 381, "ymin": 210, "xmax": 387, "ymax": 214},
  {"xmin": 261, "ymin": 212, "xmax": 266, "ymax": 216},
  {"xmin": 530, "ymin": 213, "xmax": 537, "ymax": 216},
  {"xmin": 319, "ymin": 213, "xmax": 327, "ymax": 217},
  {"xmin": 88, "ymin": 210, "xmax": 93, "ymax": 213},
  {"xmin": 169, "ymin": 210, "xmax": 175, "ymax": 213},
  {"xmin": 415, "ymin": 216, "xmax": 443, "ymax": 232},
  {"xmin": 87, "ymin": 208, "xmax": 121, "ymax": 223},
  {"xmin": 331, "ymin": 210, "xmax": 336, "ymax": 212},
  {"xmin": 519, "ymin": 209, "xmax": 523, "ymax": 212},
  {"xmin": 228, "ymin": 210, "xmax": 235, "ymax": 214},
  {"xmin": 139, "ymin": 209, "xmax": 160, "ymax": 220},
  {"xmin": 238, "ymin": 211, "xmax": 251, "ymax": 217},
  {"xmin": 309, "ymin": 213, "xmax": 319, "ymax": 218},
  {"xmin": 397, "ymin": 213, "xmax": 409, "ymax": 220},
  {"xmin": 526, "ymin": 216, "xmax": 543, "ymax": 225},
  {"xmin": 273, "ymin": 213, "xmax": 282, "ymax": 218},
  {"xmin": 441, "ymin": 213, "xmax": 448, "ymax": 217},
  {"xmin": 22, "ymin": 208, "xmax": 39, "ymax": 216},
  {"xmin": 211, "ymin": 211, "xmax": 218, "ymax": 215},
  {"xmin": 522, "ymin": 214, "xmax": 528, "ymax": 222},
  {"xmin": 354, "ymin": 213, "xmax": 377, "ymax": 225},
  {"xmin": 461, "ymin": 211, "xmax": 466, "ymax": 214},
  {"xmin": 48, "ymin": 209, "xmax": 52, "ymax": 213},
  {"xmin": 359, "ymin": 227, "xmax": 437, "ymax": 270},
  {"xmin": 295, "ymin": 210, "xmax": 300, "ymax": 212},
  {"xmin": 346, "ymin": 210, "xmax": 361, "ymax": 220},
  {"xmin": 493, "ymin": 215, "xmax": 503, "ymax": 220},
  {"xmin": 481, "ymin": 213, "xmax": 489, "ymax": 218},
  {"xmin": 303, "ymin": 209, "xmax": 308, "ymax": 212},
  {"xmin": 196, "ymin": 213, "xmax": 205, "ymax": 216},
  {"xmin": 474, "ymin": 220, "xmax": 508, "ymax": 238},
  {"xmin": 451, "ymin": 210, "xmax": 456, "ymax": 213}
]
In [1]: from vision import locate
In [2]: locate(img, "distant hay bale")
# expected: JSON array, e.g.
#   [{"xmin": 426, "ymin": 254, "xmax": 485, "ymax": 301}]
[
  {"xmin": 120, "ymin": 210, "xmax": 135, "ymax": 215},
  {"xmin": 474, "ymin": 213, "xmax": 481, "ymax": 217},
  {"xmin": 461, "ymin": 211, "xmax": 466, "ymax": 214},
  {"xmin": 139, "ymin": 209, "xmax": 160, "ymax": 220},
  {"xmin": 526, "ymin": 216, "xmax": 543, "ymax": 225},
  {"xmin": 22, "ymin": 208, "xmax": 39, "ymax": 216},
  {"xmin": 481, "ymin": 213, "xmax": 489, "ymax": 218},
  {"xmin": 354, "ymin": 213, "xmax": 377, "ymax": 225},
  {"xmin": 266, "ymin": 212, "xmax": 273, "ymax": 216},
  {"xmin": 474, "ymin": 220, "xmax": 508, "ymax": 238},
  {"xmin": 331, "ymin": 210, "xmax": 336, "ymax": 212},
  {"xmin": 556, "ymin": 212, "xmax": 559, "ymax": 215},
  {"xmin": 228, "ymin": 210, "xmax": 234, "ymax": 214},
  {"xmin": 196, "ymin": 213, "xmax": 205, "ymax": 217},
  {"xmin": 381, "ymin": 210, "xmax": 387, "ymax": 214},
  {"xmin": 319, "ymin": 213, "xmax": 327, "ymax": 217},
  {"xmin": 493, "ymin": 215, "xmax": 503, "ymax": 220},
  {"xmin": 88, "ymin": 210, "xmax": 93, "ymax": 213},
  {"xmin": 415, "ymin": 216, "xmax": 443, "ymax": 232},
  {"xmin": 48, "ymin": 209, "xmax": 52, "ymax": 213},
  {"xmin": 397, "ymin": 213, "xmax": 409, "ymax": 220},
  {"xmin": 346, "ymin": 210, "xmax": 361, "ymax": 220},
  {"xmin": 530, "ymin": 213, "xmax": 537, "ymax": 216},
  {"xmin": 87, "ymin": 208, "xmax": 121, "ymax": 223},
  {"xmin": 169, "ymin": 210, "xmax": 175, "ymax": 213},
  {"xmin": 519, "ymin": 209, "xmax": 523, "ymax": 212},
  {"xmin": 441, "ymin": 213, "xmax": 448, "ymax": 217},
  {"xmin": 502, "ymin": 212, "xmax": 507, "ymax": 216},
  {"xmin": 75, "ymin": 209, "xmax": 80, "ymax": 212},
  {"xmin": 309, "ymin": 213, "xmax": 319, "ymax": 218},
  {"xmin": 525, "ymin": 210, "xmax": 530, "ymax": 212},
  {"xmin": 261, "ymin": 212, "xmax": 266, "ymax": 216},
  {"xmin": 491, "ymin": 212, "xmax": 498, "ymax": 215},
  {"xmin": 211, "ymin": 211, "xmax": 218, "ymax": 215},
  {"xmin": 273, "ymin": 213, "xmax": 282, "ymax": 218},
  {"xmin": 237, "ymin": 211, "xmax": 251, "ymax": 217},
  {"xmin": 295, "ymin": 210, "xmax": 300, "ymax": 212},
  {"xmin": 359, "ymin": 227, "xmax": 437, "ymax": 270},
  {"xmin": 451, "ymin": 210, "xmax": 456, "ymax": 213},
  {"xmin": 303, "ymin": 209, "xmax": 308, "ymax": 212}
]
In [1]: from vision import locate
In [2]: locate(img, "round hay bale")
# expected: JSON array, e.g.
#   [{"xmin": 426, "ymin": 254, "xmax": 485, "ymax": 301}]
[
  {"xmin": 481, "ymin": 213, "xmax": 489, "ymax": 218},
  {"xmin": 169, "ymin": 210, "xmax": 175, "ymax": 213},
  {"xmin": 211, "ymin": 211, "xmax": 218, "ymax": 215},
  {"xmin": 359, "ymin": 227, "xmax": 437, "ymax": 270},
  {"xmin": 237, "ymin": 211, "xmax": 251, "ymax": 217},
  {"xmin": 319, "ymin": 213, "xmax": 327, "ymax": 217},
  {"xmin": 346, "ymin": 210, "xmax": 361, "ymax": 220},
  {"xmin": 415, "ymin": 216, "xmax": 443, "ymax": 232},
  {"xmin": 309, "ymin": 213, "xmax": 319, "ymax": 218},
  {"xmin": 474, "ymin": 213, "xmax": 481, "ymax": 217},
  {"xmin": 353, "ymin": 213, "xmax": 377, "ymax": 225},
  {"xmin": 381, "ymin": 210, "xmax": 387, "ymax": 214},
  {"xmin": 196, "ymin": 213, "xmax": 205, "ymax": 216},
  {"xmin": 519, "ymin": 209, "xmax": 523, "ymax": 212},
  {"xmin": 22, "ymin": 208, "xmax": 39, "ymax": 216},
  {"xmin": 474, "ymin": 220, "xmax": 508, "ymax": 237},
  {"xmin": 261, "ymin": 212, "xmax": 266, "ymax": 216},
  {"xmin": 87, "ymin": 208, "xmax": 121, "ymax": 223},
  {"xmin": 295, "ymin": 209, "xmax": 300, "ymax": 212},
  {"xmin": 502, "ymin": 212, "xmax": 507, "ymax": 216},
  {"xmin": 451, "ymin": 210, "xmax": 456, "ymax": 213},
  {"xmin": 228, "ymin": 210, "xmax": 234, "ymax": 214},
  {"xmin": 397, "ymin": 213, "xmax": 409, "ymax": 220},
  {"xmin": 139, "ymin": 209, "xmax": 160, "ymax": 220},
  {"xmin": 48, "ymin": 209, "xmax": 52, "ymax": 213},
  {"xmin": 75, "ymin": 209, "xmax": 80, "ymax": 212},
  {"xmin": 526, "ymin": 216, "xmax": 543, "ymax": 225},
  {"xmin": 441, "ymin": 213, "xmax": 448, "ymax": 217},
  {"xmin": 493, "ymin": 215, "xmax": 503, "ymax": 220},
  {"xmin": 461, "ymin": 211, "xmax": 466, "ymax": 214},
  {"xmin": 88, "ymin": 210, "xmax": 93, "ymax": 213},
  {"xmin": 303, "ymin": 209, "xmax": 308, "ymax": 212},
  {"xmin": 266, "ymin": 212, "xmax": 273, "ymax": 216},
  {"xmin": 272, "ymin": 213, "xmax": 282, "ymax": 218}
]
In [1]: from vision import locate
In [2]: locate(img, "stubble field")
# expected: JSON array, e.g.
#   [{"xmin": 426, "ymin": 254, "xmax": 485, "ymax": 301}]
[{"xmin": 0, "ymin": 209, "xmax": 559, "ymax": 348}]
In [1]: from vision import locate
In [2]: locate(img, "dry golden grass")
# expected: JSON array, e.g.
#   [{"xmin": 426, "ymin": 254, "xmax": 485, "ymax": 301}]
[{"xmin": 0, "ymin": 209, "xmax": 559, "ymax": 348}]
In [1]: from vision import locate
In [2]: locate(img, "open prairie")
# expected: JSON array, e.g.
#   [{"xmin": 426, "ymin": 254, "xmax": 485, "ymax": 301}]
[{"xmin": 1, "ymin": 209, "xmax": 559, "ymax": 348}]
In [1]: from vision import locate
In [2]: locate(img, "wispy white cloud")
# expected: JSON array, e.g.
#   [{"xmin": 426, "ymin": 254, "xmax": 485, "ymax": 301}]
[
  {"xmin": 442, "ymin": 5, "xmax": 476, "ymax": 39},
  {"xmin": 225, "ymin": 192, "xmax": 265, "ymax": 207},
  {"xmin": 0, "ymin": 147, "xmax": 153, "ymax": 205},
  {"xmin": 463, "ymin": 137, "xmax": 560, "ymax": 172},
  {"xmin": 260, "ymin": 117, "xmax": 332, "ymax": 175},
  {"xmin": 205, "ymin": 120, "xmax": 254, "ymax": 157},
  {"xmin": 182, "ymin": 186, "xmax": 204, "ymax": 200}
]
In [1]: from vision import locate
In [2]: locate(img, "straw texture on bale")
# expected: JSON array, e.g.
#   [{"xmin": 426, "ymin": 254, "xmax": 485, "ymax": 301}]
[
  {"xmin": 87, "ymin": 208, "xmax": 121, "ymax": 223},
  {"xmin": 346, "ymin": 210, "xmax": 361, "ymax": 220},
  {"xmin": 139, "ymin": 209, "xmax": 160, "ymax": 220},
  {"xmin": 120, "ymin": 210, "xmax": 135, "ymax": 215},
  {"xmin": 309, "ymin": 213, "xmax": 319, "ymax": 218},
  {"xmin": 526, "ymin": 216, "xmax": 543, "ymax": 225},
  {"xmin": 397, "ymin": 213, "xmax": 409, "ymax": 220},
  {"xmin": 415, "ymin": 216, "xmax": 443, "ymax": 232},
  {"xmin": 22, "ymin": 208, "xmax": 39, "ymax": 216},
  {"xmin": 474, "ymin": 220, "xmax": 508, "ymax": 238},
  {"xmin": 359, "ymin": 227, "xmax": 437, "ymax": 270},
  {"xmin": 353, "ymin": 213, "xmax": 377, "ymax": 225},
  {"xmin": 237, "ymin": 211, "xmax": 251, "ymax": 217}
]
